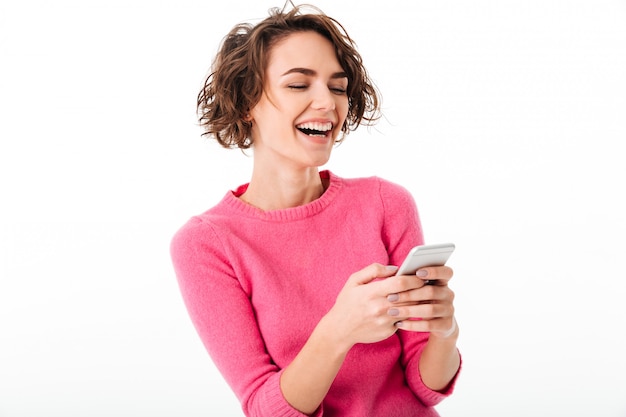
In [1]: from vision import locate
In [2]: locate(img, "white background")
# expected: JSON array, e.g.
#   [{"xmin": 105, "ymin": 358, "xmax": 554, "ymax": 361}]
[{"xmin": 1, "ymin": 0, "xmax": 625, "ymax": 416}]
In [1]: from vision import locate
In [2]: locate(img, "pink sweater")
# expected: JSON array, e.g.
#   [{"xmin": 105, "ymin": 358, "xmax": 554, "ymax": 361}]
[{"xmin": 170, "ymin": 171, "xmax": 458, "ymax": 417}]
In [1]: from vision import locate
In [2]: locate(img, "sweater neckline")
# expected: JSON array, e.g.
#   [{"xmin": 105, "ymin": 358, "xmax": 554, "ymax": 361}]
[{"xmin": 222, "ymin": 170, "xmax": 343, "ymax": 222}]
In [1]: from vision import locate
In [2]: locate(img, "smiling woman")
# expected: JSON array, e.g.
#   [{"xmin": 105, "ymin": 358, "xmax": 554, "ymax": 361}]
[{"xmin": 170, "ymin": 4, "xmax": 461, "ymax": 417}]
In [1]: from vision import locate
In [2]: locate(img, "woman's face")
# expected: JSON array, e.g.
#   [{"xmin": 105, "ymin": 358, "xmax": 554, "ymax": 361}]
[{"xmin": 249, "ymin": 31, "xmax": 349, "ymax": 170}]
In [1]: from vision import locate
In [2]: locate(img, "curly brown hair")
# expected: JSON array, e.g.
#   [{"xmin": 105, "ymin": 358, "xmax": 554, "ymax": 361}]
[{"xmin": 197, "ymin": 4, "xmax": 381, "ymax": 149}]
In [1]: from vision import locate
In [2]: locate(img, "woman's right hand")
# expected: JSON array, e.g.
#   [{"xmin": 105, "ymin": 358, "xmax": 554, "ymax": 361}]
[{"xmin": 323, "ymin": 263, "xmax": 426, "ymax": 348}]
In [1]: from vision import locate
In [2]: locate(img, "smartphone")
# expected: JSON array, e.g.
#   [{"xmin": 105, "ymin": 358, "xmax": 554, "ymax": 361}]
[{"xmin": 396, "ymin": 243, "xmax": 455, "ymax": 276}]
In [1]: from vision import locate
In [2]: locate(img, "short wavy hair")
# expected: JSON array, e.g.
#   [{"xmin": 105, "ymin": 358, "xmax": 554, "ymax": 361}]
[{"xmin": 197, "ymin": 4, "xmax": 381, "ymax": 149}]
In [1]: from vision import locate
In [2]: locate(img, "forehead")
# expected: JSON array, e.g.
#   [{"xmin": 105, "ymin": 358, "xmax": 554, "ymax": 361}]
[{"xmin": 266, "ymin": 31, "xmax": 343, "ymax": 74}]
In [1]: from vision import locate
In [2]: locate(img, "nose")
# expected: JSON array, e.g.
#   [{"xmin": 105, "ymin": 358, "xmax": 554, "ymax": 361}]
[{"xmin": 310, "ymin": 84, "xmax": 336, "ymax": 111}]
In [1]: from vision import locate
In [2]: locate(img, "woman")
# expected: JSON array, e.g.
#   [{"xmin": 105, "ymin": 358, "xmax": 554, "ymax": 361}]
[{"xmin": 170, "ymin": 4, "xmax": 461, "ymax": 416}]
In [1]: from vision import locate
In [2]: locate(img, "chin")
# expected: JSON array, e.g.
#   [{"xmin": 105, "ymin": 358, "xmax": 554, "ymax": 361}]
[{"xmin": 306, "ymin": 154, "xmax": 332, "ymax": 168}]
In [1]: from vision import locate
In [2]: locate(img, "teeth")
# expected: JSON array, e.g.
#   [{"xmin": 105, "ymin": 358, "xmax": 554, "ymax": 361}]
[{"xmin": 296, "ymin": 122, "xmax": 332, "ymax": 132}]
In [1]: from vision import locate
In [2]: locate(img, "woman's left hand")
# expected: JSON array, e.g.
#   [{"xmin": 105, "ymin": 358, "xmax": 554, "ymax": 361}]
[{"xmin": 387, "ymin": 265, "xmax": 457, "ymax": 338}]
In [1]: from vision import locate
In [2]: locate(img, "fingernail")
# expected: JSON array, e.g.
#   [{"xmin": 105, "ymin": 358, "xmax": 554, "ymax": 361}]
[
  {"xmin": 387, "ymin": 293, "xmax": 399, "ymax": 302},
  {"xmin": 386, "ymin": 265, "xmax": 399, "ymax": 272},
  {"xmin": 388, "ymin": 308, "xmax": 400, "ymax": 316},
  {"xmin": 416, "ymin": 269, "xmax": 428, "ymax": 278},
  {"xmin": 394, "ymin": 321, "xmax": 403, "ymax": 327}
]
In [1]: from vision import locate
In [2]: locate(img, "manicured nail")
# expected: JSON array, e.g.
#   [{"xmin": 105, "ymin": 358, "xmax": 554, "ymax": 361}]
[
  {"xmin": 394, "ymin": 321, "xmax": 403, "ymax": 327},
  {"xmin": 388, "ymin": 308, "xmax": 400, "ymax": 316},
  {"xmin": 416, "ymin": 269, "xmax": 428, "ymax": 278},
  {"xmin": 386, "ymin": 265, "xmax": 399, "ymax": 272},
  {"xmin": 387, "ymin": 293, "xmax": 399, "ymax": 302}
]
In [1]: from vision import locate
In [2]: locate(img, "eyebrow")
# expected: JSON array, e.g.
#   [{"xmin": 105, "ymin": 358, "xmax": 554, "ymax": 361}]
[{"xmin": 281, "ymin": 67, "xmax": 348, "ymax": 79}]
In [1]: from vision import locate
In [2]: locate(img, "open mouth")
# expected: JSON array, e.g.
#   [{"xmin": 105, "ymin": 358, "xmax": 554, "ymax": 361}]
[{"xmin": 296, "ymin": 122, "xmax": 333, "ymax": 138}]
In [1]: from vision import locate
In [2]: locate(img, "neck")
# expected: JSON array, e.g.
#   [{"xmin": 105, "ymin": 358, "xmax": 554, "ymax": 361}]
[{"xmin": 240, "ymin": 167, "xmax": 326, "ymax": 211}]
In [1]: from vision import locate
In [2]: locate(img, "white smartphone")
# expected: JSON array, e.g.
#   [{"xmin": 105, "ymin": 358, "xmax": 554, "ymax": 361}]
[{"xmin": 396, "ymin": 243, "xmax": 455, "ymax": 276}]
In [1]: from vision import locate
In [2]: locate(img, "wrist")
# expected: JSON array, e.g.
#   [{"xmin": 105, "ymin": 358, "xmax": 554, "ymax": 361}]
[
  {"xmin": 316, "ymin": 312, "xmax": 354, "ymax": 356},
  {"xmin": 430, "ymin": 317, "xmax": 459, "ymax": 341}
]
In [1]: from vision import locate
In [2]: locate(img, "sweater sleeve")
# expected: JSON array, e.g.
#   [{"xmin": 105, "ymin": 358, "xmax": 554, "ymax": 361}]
[
  {"xmin": 170, "ymin": 217, "xmax": 318, "ymax": 417},
  {"xmin": 376, "ymin": 177, "xmax": 423, "ymax": 269},
  {"xmin": 377, "ymin": 177, "xmax": 460, "ymax": 406}
]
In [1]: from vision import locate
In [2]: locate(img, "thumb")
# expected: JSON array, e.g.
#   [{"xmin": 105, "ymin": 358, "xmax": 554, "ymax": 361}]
[{"xmin": 350, "ymin": 263, "xmax": 399, "ymax": 286}]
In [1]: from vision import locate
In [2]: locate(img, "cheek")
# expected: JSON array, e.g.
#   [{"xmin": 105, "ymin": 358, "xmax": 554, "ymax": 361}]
[{"xmin": 337, "ymin": 97, "xmax": 350, "ymax": 121}]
